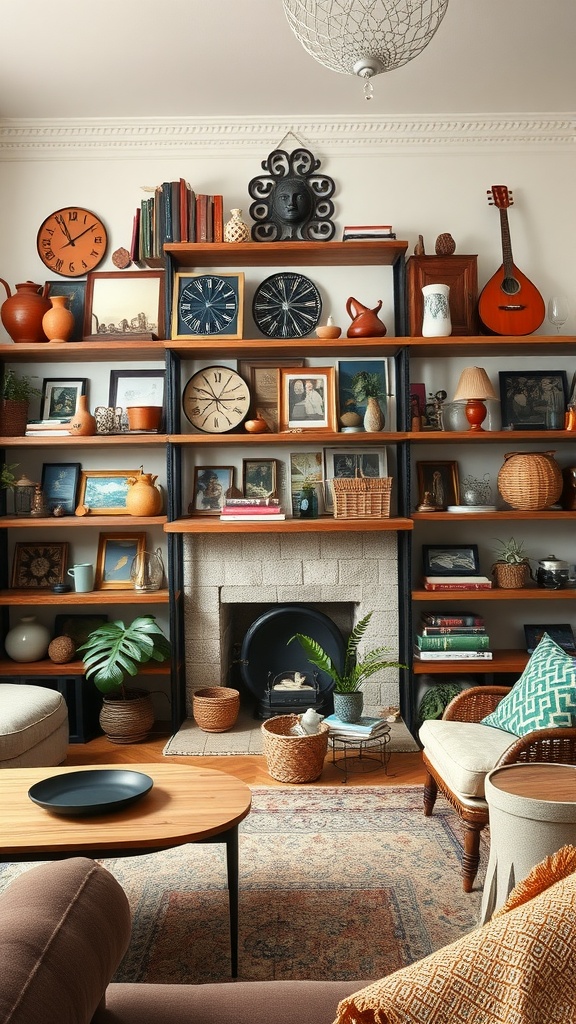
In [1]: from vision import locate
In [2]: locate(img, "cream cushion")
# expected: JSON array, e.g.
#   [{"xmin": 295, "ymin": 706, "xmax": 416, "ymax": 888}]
[
  {"xmin": 0, "ymin": 684, "xmax": 69, "ymax": 767},
  {"xmin": 419, "ymin": 718, "xmax": 516, "ymax": 799}
]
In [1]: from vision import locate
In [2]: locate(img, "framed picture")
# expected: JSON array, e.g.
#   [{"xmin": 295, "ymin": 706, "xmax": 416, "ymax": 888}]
[
  {"xmin": 76, "ymin": 469, "xmax": 140, "ymax": 515},
  {"xmin": 498, "ymin": 370, "xmax": 569, "ymax": 429},
  {"xmin": 40, "ymin": 462, "xmax": 81, "ymax": 515},
  {"xmin": 45, "ymin": 281, "xmax": 86, "ymax": 342},
  {"xmin": 40, "ymin": 377, "xmax": 87, "ymax": 421},
  {"xmin": 289, "ymin": 452, "xmax": 323, "ymax": 515},
  {"xmin": 323, "ymin": 446, "xmax": 388, "ymax": 512},
  {"xmin": 171, "ymin": 272, "xmax": 244, "ymax": 341},
  {"xmin": 238, "ymin": 358, "xmax": 305, "ymax": 431},
  {"xmin": 84, "ymin": 270, "xmax": 165, "ymax": 339},
  {"xmin": 422, "ymin": 544, "xmax": 480, "ymax": 576},
  {"xmin": 95, "ymin": 532, "xmax": 146, "ymax": 590},
  {"xmin": 54, "ymin": 613, "xmax": 108, "ymax": 647},
  {"xmin": 11, "ymin": 541, "xmax": 69, "ymax": 589},
  {"xmin": 190, "ymin": 466, "xmax": 234, "ymax": 515},
  {"xmin": 108, "ymin": 369, "xmax": 165, "ymax": 410},
  {"xmin": 416, "ymin": 460, "xmax": 460, "ymax": 507},
  {"xmin": 336, "ymin": 358, "xmax": 388, "ymax": 423},
  {"xmin": 242, "ymin": 458, "xmax": 279, "ymax": 498},
  {"xmin": 279, "ymin": 367, "xmax": 336, "ymax": 432},
  {"xmin": 524, "ymin": 623, "xmax": 576, "ymax": 655}
]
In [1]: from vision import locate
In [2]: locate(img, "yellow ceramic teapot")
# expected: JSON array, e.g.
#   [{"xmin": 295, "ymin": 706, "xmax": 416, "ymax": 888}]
[{"xmin": 125, "ymin": 470, "xmax": 163, "ymax": 517}]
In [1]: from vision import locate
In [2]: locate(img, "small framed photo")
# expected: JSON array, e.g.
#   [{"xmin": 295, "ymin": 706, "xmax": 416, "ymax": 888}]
[
  {"xmin": 171, "ymin": 272, "xmax": 244, "ymax": 341},
  {"xmin": 242, "ymin": 458, "xmax": 279, "ymax": 498},
  {"xmin": 524, "ymin": 623, "xmax": 576, "ymax": 654},
  {"xmin": 84, "ymin": 270, "xmax": 165, "ymax": 339},
  {"xmin": 54, "ymin": 613, "xmax": 108, "ymax": 646},
  {"xmin": 190, "ymin": 466, "xmax": 234, "ymax": 515},
  {"xmin": 279, "ymin": 367, "xmax": 336, "ymax": 432},
  {"xmin": 289, "ymin": 452, "xmax": 323, "ymax": 514},
  {"xmin": 40, "ymin": 462, "xmax": 81, "ymax": 515},
  {"xmin": 336, "ymin": 358, "xmax": 388, "ymax": 423},
  {"xmin": 323, "ymin": 446, "xmax": 388, "ymax": 513},
  {"xmin": 108, "ymin": 369, "xmax": 165, "ymax": 411},
  {"xmin": 238, "ymin": 358, "xmax": 305, "ymax": 432},
  {"xmin": 416, "ymin": 460, "xmax": 460, "ymax": 507},
  {"xmin": 40, "ymin": 378, "xmax": 87, "ymax": 421},
  {"xmin": 422, "ymin": 544, "xmax": 480, "ymax": 576},
  {"xmin": 76, "ymin": 469, "xmax": 140, "ymax": 516},
  {"xmin": 95, "ymin": 532, "xmax": 146, "ymax": 590},
  {"xmin": 45, "ymin": 281, "xmax": 86, "ymax": 342},
  {"xmin": 11, "ymin": 541, "xmax": 69, "ymax": 589},
  {"xmin": 499, "ymin": 370, "xmax": 569, "ymax": 429}
]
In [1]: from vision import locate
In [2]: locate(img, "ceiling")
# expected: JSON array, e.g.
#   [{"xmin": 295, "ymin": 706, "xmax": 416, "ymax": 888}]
[{"xmin": 1, "ymin": 0, "xmax": 574, "ymax": 121}]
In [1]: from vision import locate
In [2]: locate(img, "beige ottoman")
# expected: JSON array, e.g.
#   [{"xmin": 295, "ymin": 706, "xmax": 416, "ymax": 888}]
[{"xmin": 0, "ymin": 685, "xmax": 69, "ymax": 768}]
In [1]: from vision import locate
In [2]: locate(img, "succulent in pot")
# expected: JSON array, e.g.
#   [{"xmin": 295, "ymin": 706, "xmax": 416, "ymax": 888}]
[{"xmin": 492, "ymin": 537, "xmax": 532, "ymax": 589}]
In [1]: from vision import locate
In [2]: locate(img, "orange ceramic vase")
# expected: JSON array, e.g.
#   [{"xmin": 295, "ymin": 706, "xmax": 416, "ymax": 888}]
[
  {"xmin": 0, "ymin": 280, "xmax": 51, "ymax": 343},
  {"xmin": 125, "ymin": 472, "xmax": 163, "ymax": 516},
  {"xmin": 42, "ymin": 295, "xmax": 75, "ymax": 344},
  {"xmin": 68, "ymin": 394, "xmax": 97, "ymax": 436}
]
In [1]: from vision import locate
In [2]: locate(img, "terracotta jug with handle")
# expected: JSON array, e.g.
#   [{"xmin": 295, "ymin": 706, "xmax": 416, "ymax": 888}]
[
  {"xmin": 346, "ymin": 296, "xmax": 387, "ymax": 338},
  {"xmin": 125, "ymin": 471, "xmax": 164, "ymax": 516},
  {"xmin": 0, "ymin": 280, "xmax": 51, "ymax": 343}
]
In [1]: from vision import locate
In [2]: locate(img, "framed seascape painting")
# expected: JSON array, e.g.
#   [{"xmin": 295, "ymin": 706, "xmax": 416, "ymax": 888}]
[
  {"xmin": 40, "ymin": 462, "xmax": 81, "ymax": 515},
  {"xmin": 76, "ymin": 470, "xmax": 140, "ymax": 515}
]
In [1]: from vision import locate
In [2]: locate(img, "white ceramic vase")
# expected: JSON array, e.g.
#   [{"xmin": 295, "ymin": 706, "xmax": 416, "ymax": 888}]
[
  {"xmin": 422, "ymin": 283, "xmax": 452, "ymax": 337},
  {"xmin": 5, "ymin": 615, "xmax": 51, "ymax": 662}
]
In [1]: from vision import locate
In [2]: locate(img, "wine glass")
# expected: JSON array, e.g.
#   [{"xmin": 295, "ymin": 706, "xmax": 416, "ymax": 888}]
[{"xmin": 547, "ymin": 295, "xmax": 570, "ymax": 333}]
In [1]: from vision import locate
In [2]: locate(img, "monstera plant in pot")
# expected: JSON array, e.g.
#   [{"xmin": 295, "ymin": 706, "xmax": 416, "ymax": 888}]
[
  {"xmin": 289, "ymin": 612, "xmax": 406, "ymax": 723},
  {"xmin": 78, "ymin": 615, "xmax": 170, "ymax": 744}
]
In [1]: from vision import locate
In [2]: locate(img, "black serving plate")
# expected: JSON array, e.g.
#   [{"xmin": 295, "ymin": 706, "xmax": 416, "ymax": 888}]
[{"xmin": 28, "ymin": 769, "xmax": 153, "ymax": 816}]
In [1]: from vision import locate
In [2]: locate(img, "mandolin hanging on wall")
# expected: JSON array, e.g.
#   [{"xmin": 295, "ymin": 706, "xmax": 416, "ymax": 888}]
[{"xmin": 478, "ymin": 185, "xmax": 545, "ymax": 336}]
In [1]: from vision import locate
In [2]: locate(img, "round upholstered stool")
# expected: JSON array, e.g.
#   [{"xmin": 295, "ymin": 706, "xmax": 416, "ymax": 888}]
[
  {"xmin": 0, "ymin": 685, "xmax": 69, "ymax": 768},
  {"xmin": 480, "ymin": 762, "xmax": 576, "ymax": 923}
]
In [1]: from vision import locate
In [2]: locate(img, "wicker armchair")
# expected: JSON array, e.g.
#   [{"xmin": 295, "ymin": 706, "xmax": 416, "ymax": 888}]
[{"xmin": 420, "ymin": 686, "xmax": 576, "ymax": 893}]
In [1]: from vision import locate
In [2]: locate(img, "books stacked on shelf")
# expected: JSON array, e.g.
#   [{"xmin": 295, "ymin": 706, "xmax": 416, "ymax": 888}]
[
  {"xmin": 133, "ymin": 180, "xmax": 224, "ymax": 264},
  {"xmin": 25, "ymin": 419, "xmax": 70, "ymax": 436},
  {"xmin": 415, "ymin": 610, "xmax": 491, "ymax": 660},
  {"xmin": 422, "ymin": 612, "xmax": 485, "ymax": 628},
  {"xmin": 322, "ymin": 714, "xmax": 390, "ymax": 740},
  {"xmin": 423, "ymin": 575, "xmax": 492, "ymax": 591},
  {"xmin": 219, "ymin": 497, "xmax": 286, "ymax": 522},
  {"xmin": 342, "ymin": 224, "xmax": 396, "ymax": 241}
]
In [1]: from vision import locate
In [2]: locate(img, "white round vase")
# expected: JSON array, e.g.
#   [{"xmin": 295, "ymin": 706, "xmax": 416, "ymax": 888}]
[
  {"xmin": 422, "ymin": 283, "xmax": 452, "ymax": 337},
  {"xmin": 5, "ymin": 615, "xmax": 51, "ymax": 662}
]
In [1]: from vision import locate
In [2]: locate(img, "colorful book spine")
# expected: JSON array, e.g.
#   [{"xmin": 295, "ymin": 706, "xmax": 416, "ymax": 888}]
[
  {"xmin": 415, "ymin": 634, "xmax": 490, "ymax": 651},
  {"xmin": 220, "ymin": 505, "xmax": 284, "ymax": 515},
  {"xmin": 219, "ymin": 513, "xmax": 286, "ymax": 521},
  {"xmin": 424, "ymin": 581, "xmax": 492, "ymax": 591},
  {"xmin": 213, "ymin": 195, "xmax": 224, "ymax": 242},
  {"xmin": 422, "ymin": 614, "xmax": 484, "ymax": 627},
  {"xmin": 225, "ymin": 497, "xmax": 280, "ymax": 507},
  {"xmin": 414, "ymin": 650, "xmax": 493, "ymax": 660}
]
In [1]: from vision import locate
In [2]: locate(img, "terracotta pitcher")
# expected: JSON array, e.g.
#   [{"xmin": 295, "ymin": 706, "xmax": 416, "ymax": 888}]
[
  {"xmin": 0, "ymin": 280, "xmax": 51, "ymax": 343},
  {"xmin": 125, "ymin": 471, "xmax": 163, "ymax": 516},
  {"xmin": 346, "ymin": 296, "xmax": 387, "ymax": 338}
]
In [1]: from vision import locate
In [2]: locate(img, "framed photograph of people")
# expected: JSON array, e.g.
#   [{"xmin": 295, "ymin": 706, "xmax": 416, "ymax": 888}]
[
  {"xmin": 422, "ymin": 544, "xmax": 480, "ymax": 577},
  {"xmin": 416, "ymin": 460, "xmax": 460, "ymax": 508},
  {"xmin": 323, "ymin": 446, "xmax": 388, "ymax": 512},
  {"xmin": 95, "ymin": 532, "xmax": 146, "ymax": 590},
  {"xmin": 238, "ymin": 358, "xmax": 304, "ymax": 431},
  {"xmin": 84, "ymin": 270, "xmax": 165, "ymax": 339},
  {"xmin": 279, "ymin": 367, "xmax": 336, "ymax": 432},
  {"xmin": 45, "ymin": 281, "xmax": 86, "ymax": 341},
  {"xmin": 76, "ymin": 470, "xmax": 140, "ymax": 515},
  {"xmin": 242, "ymin": 458, "xmax": 279, "ymax": 499},
  {"xmin": 498, "ymin": 370, "xmax": 569, "ymax": 429},
  {"xmin": 336, "ymin": 358, "xmax": 388, "ymax": 424},
  {"xmin": 11, "ymin": 541, "xmax": 69, "ymax": 589},
  {"xmin": 40, "ymin": 462, "xmax": 81, "ymax": 515},
  {"xmin": 189, "ymin": 466, "xmax": 234, "ymax": 515},
  {"xmin": 40, "ymin": 378, "xmax": 87, "ymax": 421}
]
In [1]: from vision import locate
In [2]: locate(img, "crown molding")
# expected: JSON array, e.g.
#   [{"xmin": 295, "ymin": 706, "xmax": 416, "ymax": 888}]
[{"xmin": 0, "ymin": 114, "xmax": 573, "ymax": 160}]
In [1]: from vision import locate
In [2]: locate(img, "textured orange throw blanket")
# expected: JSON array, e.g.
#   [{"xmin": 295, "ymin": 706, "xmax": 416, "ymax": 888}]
[{"xmin": 334, "ymin": 846, "xmax": 576, "ymax": 1024}]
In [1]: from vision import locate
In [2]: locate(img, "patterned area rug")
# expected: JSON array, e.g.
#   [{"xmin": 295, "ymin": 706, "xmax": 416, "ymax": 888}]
[{"xmin": 0, "ymin": 786, "xmax": 486, "ymax": 984}]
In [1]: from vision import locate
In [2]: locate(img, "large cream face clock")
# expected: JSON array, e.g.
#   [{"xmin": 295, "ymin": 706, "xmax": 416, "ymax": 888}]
[
  {"xmin": 37, "ymin": 207, "xmax": 107, "ymax": 278},
  {"xmin": 182, "ymin": 366, "xmax": 250, "ymax": 433}
]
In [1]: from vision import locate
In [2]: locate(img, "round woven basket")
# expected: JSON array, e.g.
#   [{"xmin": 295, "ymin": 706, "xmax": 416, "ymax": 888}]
[
  {"xmin": 492, "ymin": 561, "xmax": 532, "ymax": 589},
  {"xmin": 193, "ymin": 687, "xmax": 240, "ymax": 733},
  {"xmin": 99, "ymin": 688, "xmax": 155, "ymax": 745},
  {"xmin": 261, "ymin": 714, "xmax": 329, "ymax": 784},
  {"xmin": 497, "ymin": 450, "xmax": 563, "ymax": 510}
]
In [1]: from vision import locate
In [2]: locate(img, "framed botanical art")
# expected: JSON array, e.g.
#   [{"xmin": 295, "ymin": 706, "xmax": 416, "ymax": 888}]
[
  {"xmin": 238, "ymin": 357, "xmax": 304, "ymax": 431},
  {"xmin": 40, "ymin": 462, "xmax": 81, "ymax": 514},
  {"xmin": 422, "ymin": 544, "xmax": 480, "ymax": 576},
  {"xmin": 40, "ymin": 377, "xmax": 87, "ymax": 421},
  {"xmin": 279, "ymin": 367, "xmax": 336, "ymax": 432},
  {"xmin": 11, "ymin": 541, "xmax": 69, "ymax": 589},
  {"xmin": 171, "ymin": 272, "xmax": 244, "ymax": 340},
  {"xmin": 84, "ymin": 270, "xmax": 165, "ymax": 339},
  {"xmin": 242, "ymin": 458, "xmax": 279, "ymax": 498},
  {"xmin": 76, "ymin": 470, "xmax": 140, "ymax": 515},
  {"xmin": 95, "ymin": 532, "xmax": 146, "ymax": 590},
  {"xmin": 416, "ymin": 460, "xmax": 460, "ymax": 508},
  {"xmin": 189, "ymin": 466, "xmax": 234, "ymax": 515}
]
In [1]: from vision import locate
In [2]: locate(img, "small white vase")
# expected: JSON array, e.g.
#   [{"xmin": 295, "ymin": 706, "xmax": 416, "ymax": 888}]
[
  {"xmin": 5, "ymin": 615, "xmax": 51, "ymax": 662},
  {"xmin": 422, "ymin": 283, "xmax": 452, "ymax": 337},
  {"xmin": 224, "ymin": 208, "xmax": 250, "ymax": 243}
]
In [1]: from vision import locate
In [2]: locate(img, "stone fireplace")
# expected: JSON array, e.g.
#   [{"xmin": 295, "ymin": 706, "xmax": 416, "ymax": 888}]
[{"xmin": 183, "ymin": 531, "xmax": 401, "ymax": 716}]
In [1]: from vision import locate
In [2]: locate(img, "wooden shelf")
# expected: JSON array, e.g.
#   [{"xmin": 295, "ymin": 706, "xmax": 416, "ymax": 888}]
[
  {"xmin": 0, "ymin": 658, "xmax": 170, "ymax": 676},
  {"xmin": 0, "ymin": 341, "xmax": 166, "ymax": 363},
  {"xmin": 1, "ymin": 434, "xmax": 169, "ymax": 448},
  {"xmin": 408, "ymin": 429, "xmax": 576, "ymax": 443},
  {"xmin": 169, "ymin": 430, "xmax": 407, "ymax": 446},
  {"xmin": 412, "ymin": 649, "xmax": 529, "ymax": 674},
  {"xmin": 412, "ymin": 510, "xmax": 576, "ymax": 521},
  {"xmin": 0, "ymin": 589, "xmax": 171, "ymax": 606},
  {"xmin": 412, "ymin": 587, "xmax": 576, "ymax": 601},
  {"xmin": 405, "ymin": 335, "xmax": 576, "ymax": 357},
  {"xmin": 0, "ymin": 515, "xmax": 167, "ymax": 528},
  {"xmin": 165, "ymin": 515, "xmax": 413, "ymax": 534},
  {"xmin": 165, "ymin": 336, "xmax": 405, "ymax": 358},
  {"xmin": 165, "ymin": 239, "xmax": 408, "ymax": 269}
]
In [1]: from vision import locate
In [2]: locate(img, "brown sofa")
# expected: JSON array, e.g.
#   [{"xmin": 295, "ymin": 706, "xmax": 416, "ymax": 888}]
[{"xmin": 0, "ymin": 857, "xmax": 363, "ymax": 1024}]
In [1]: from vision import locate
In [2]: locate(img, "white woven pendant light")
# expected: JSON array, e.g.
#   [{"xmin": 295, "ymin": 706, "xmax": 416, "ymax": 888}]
[{"xmin": 283, "ymin": 0, "xmax": 449, "ymax": 97}]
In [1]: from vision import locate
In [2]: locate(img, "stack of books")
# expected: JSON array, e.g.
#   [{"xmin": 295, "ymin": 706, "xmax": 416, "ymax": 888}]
[
  {"xmin": 219, "ymin": 497, "xmax": 286, "ymax": 522},
  {"xmin": 342, "ymin": 224, "xmax": 396, "ymax": 241},
  {"xmin": 414, "ymin": 611, "xmax": 492, "ymax": 660},
  {"xmin": 25, "ymin": 419, "xmax": 70, "ymax": 437},
  {"xmin": 134, "ymin": 180, "xmax": 224, "ymax": 265},
  {"xmin": 423, "ymin": 575, "xmax": 492, "ymax": 591},
  {"xmin": 322, "ymin": 713, "xmax": 390, "ymax": 740}
]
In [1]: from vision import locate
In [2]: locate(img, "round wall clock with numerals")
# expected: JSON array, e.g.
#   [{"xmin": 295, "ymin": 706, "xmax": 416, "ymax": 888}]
[
  {"xmin": 182, "ymin": 366, "xmax": 251, "ymax": 434},
  {"xmin": 172, "ymin": 273, "xmax": 244, "ymax": 340},
  {"xmin": 36, "ymin": 207, "xmax": 107, "ymax": 278},
  {"xmin": 252, "ymin": 272, "xmax": 322, "ymax": 338}
]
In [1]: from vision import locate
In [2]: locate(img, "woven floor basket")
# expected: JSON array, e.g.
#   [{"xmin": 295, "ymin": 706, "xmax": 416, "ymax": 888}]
[
  {"xmin": 331, "ymin": 476, "xmax": 392, "ymax": 519},
  {"xmin": 497, "ymin": 451, "xmax": 563, "ymax": 510},
  {"xmin": 193, "ymin": 687, "xmax": 240, "ymax": 733},
  {"xmin": 261, "ymin": 714, "xmax": 329, "ymax": 783}
]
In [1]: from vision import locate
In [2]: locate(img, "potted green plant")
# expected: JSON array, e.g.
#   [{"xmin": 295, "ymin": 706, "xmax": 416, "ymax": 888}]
[
  {"xmin": 350, "ymin": 370, "xmax": 386, "ymax": 432},
  {"xmin": 492, "ymin": 537, "xmax": 532, "ymax": 589},
  {"xmin": 288, "ymin": 611, "xmax": 406, "ymax": 723},
  {"xmin": 0, "ymin": 370, "xmax": 40, "ymax": 436},
  {"xmin": 78, "ymin": 615, "xmax": 171, "ymax": 744}
]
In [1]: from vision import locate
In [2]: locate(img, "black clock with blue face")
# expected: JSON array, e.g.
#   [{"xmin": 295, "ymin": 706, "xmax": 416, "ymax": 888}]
[
  {"xmin": 172, "ymin": 273, "xmax": 244, "ymax": 340},
  {"xmin": 252, "ymin": 272, "xmax": 322, "ymax": 338}
]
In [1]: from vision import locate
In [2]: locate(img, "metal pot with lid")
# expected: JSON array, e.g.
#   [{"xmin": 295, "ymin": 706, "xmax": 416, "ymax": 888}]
[{"xmin": 536, "ymin": 554, "xmax": 571, "ymax": 590}]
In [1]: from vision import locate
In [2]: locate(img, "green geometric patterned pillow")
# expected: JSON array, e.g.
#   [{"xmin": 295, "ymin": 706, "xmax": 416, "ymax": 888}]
[{"xmin": 482, "ymin": 632, "xmax": 576, "ymax": 736}]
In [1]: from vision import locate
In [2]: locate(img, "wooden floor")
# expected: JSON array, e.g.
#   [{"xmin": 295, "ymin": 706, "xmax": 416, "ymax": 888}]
[{"xmin": 65, "ymin": 723, "xmax": 426, "ymax": 788}]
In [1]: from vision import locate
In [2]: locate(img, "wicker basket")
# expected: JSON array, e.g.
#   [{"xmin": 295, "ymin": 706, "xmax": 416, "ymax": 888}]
[
  {"xmin": 331, "ymin": 476, "xmax": 392, "ymax": 519},
  {"xmin": 193, "ymin": 687, "xmax": 240, "ymax": 733},
  {"xmin": 492, "ymin": 561, "xmax": 532, "ymax": 589},
  {"xmin": 261, "ymin": 714, "xmax": 329, "ymax": 783},
  {"xmin": 497, "ymin": 451, "xmax": 563, "ymax": 510}
]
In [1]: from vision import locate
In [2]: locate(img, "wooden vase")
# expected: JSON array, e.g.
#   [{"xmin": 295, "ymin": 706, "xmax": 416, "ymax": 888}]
[
  {"xmin": 68, "ymin": 394, "xmax": 96, "ymax": 436},
  {"xmin": 42, "ymin": 294, "xmax": 75, "ymax": 344}
]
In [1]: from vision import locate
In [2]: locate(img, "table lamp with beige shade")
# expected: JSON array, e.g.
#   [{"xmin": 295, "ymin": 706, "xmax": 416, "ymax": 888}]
[{"xmin": 453, "ymin": 366, "xmax": 498, "ymax": 431}]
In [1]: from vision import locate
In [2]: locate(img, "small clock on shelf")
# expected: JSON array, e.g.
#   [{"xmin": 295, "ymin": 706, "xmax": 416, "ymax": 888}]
[
  {"xmin": 252, "ymin": 272, "xmax": 322, "ymax": 338},
  {"xmin": 37, "ymin": 207, "xmax": 107, "ymax": 278},
  {"xmin": 172, "ymin": 272, "xmax": 244, "ymax": 340},
  {"xmin": 182, "ymin": 366, "xmax": 251, "ymax": 433}
]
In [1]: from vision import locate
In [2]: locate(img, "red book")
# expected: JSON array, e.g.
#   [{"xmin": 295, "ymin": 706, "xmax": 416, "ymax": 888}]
[
  {"xmin": 221, "ymin": 505, "xmax": 283, "ymax": 515},
  {"xmin": 213, "ymin": 195, "xmax": 224, "ymax": 242},
  {"xmin": 196, "ymin": 194, "xmax": 209, "ymax": 243},
  {"xmin": 424, "ymin": 576, "xmax": 492, "ymax": 591}
]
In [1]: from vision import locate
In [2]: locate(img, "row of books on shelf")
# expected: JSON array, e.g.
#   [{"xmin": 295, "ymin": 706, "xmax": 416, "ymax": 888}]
[
  {"xmin": 132, "ymin": 179, "xmax": 224, "ymax": 263},
  {"xmin": 415, "ymin": 610, "xmax": 491, "ymax": 661},
  {"xmin": 219, "ymin": 497, "xmax": 286, "ymax": 522}
]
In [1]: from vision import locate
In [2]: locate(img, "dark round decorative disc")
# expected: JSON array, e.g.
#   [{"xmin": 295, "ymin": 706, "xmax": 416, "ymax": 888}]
[{"xmin": 252, "ymin": 272, "xmax": 322, "ymax": 339}]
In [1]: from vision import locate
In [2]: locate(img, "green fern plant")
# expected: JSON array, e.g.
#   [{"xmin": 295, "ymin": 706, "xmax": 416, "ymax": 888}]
[
  {"xmin": 78, "ymin": 615, "xmax": 170, "ymax": 698},
  {"xmin": 288, "ymin": 611, "xmax": 406, "ymax": 694}
]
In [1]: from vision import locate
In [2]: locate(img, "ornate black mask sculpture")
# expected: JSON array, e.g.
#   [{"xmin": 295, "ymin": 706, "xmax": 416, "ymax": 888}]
[{"xmin": 248, "ymin": 148, "xmax": 335, "ymax": 242}]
